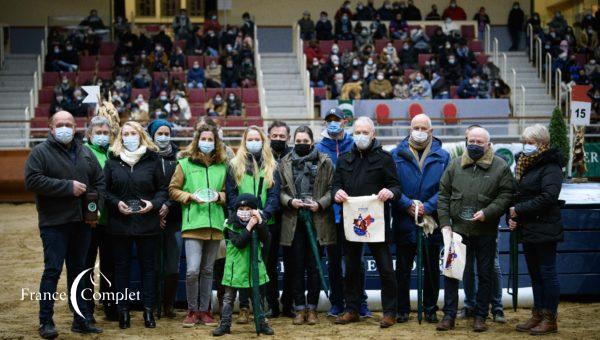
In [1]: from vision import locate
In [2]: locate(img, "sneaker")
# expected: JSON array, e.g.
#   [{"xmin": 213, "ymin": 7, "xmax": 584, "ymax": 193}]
[
  {"xmin": 182, "ymin": 310, "xmax": 199, "ymax": 327},
  {"xmin": 259, "ymin": 323, "xmax": 275, "ymax": 335},
  {"xmin": 39, "ymin": 322, "xmax": 58, "ymax": 339},
  {"xmin": 198, "ymin": 311, "xmax": 218, "ymax": 326},
  {"xmin": 493, "ymin": 310, "xmax": 507, "ymax": 324},
  {"xmin": 458, "ymin": 307, "xmax": 475, "ymax": 319},
  {"xmin": 212, "ymin": 324, "xmax": 231, "ymax": 336},
  {"xmin": 236, "ymin": 308, "xmax": 250, "ymax": 324},
  {"xmin": 327, "ymin": 305, "xmax": 344, "ymax": 317},
  {"xmin": 358, "ymin": 304, "xmax": 373, "ymax": 318}
]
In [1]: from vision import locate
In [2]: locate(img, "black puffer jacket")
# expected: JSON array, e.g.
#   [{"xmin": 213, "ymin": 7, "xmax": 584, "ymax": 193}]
[
  {"xmin": 158, "ymin": 143, "xmax": 182, "ymax": 229},
  {"xmin": 514, "ymin": 148, "xmax": 565, "ymax": 243},
  {"xmin": 103, "ymin": 150, "xmax": 168, "ymax": 236}
]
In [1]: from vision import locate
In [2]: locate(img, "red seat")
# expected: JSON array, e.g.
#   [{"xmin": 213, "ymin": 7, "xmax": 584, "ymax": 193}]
[
  {"xmin": 97, "ymin": 70, "xmax": 112, "ymax": 81},
  {"xmin": 175, "ymin": 40, "xmax": 186, "ymax": 51},
  {"xmin": 39, "ymin": 89, "xmax": 54, "ymax": 104},
  {"xmin": 403, "ymin": 69, "xmax": 416, "ymax": 77},
  {"xmin": 35, "ymin": 105, "xmax": 50, "ymax": 117},
  {"xmin": 461, "ymin": 25, "xmax": 475, "ymax": 40},
  {"xmin": 30, "ymin": 117, "xmax": 50, "ymax": 129},
  {"xmin": 223, "ymin": 88, "xmax": 242, "ymax": 99},
  {"xmin": 442, "ymin": 102, "xmax": 458, "ymax": 124},
  {"xmin": 43, "ymin": 72, "xmax": 59, "ymax": 87},
  {"xmin": 418, "ymin": 53, "xmax": 433, "ymax": 67},
  {"xmin": 131, "ymin": 88, "xmax": 151, "ymax": 101},
  {"xmin": 225, "ymin": 117, "xmax": 245, "ymax": 127},
  {"xmin": 77, "ymin": 71, "xmax": 95, "ymax": 85},
  {"xmin": 171, "ymin": 71, "xmax": 186, "ymax": 83},
  {"xmin": 575, "ymin": 53, "xmax": 588, "ymax": 66},
  {"xmin": 425, "ymin": 25, "xmax": 440, "ymax": 38},
  {"xmin": 245, "ymin": 105, "xmax": 261, "ymax": 117},
  {"xmin": 188, "ymin": 89, "xmax": 206, "ymax": 103},
  {"xmin": 318, "ymin": 40, "xmax": 334, "ymax": 54},
  {"xmin": 242, "ymin": 88, "xmax": 259, "ymax": 104},
  {"xmin": 468, "ymin": 40, "xmax": 483, "ymax": 53},
  {"xmin": 407, "ymin": 102, "xmax": 424, "ymax": 119},
  {"xmin": 63, "ymin": 72, "xmax": 77, "ymax": 83},
  {"xmin": 475, "ymin": 53, "xmax": 488, "ymax": 65},
  {"xmin": 375, "ymin": 103, "xmax": 393, "ymax": 125},
  {"xmin": 392, "ymin": 39, "xmax": 404, "ymax": 52},
  {"xmin": 246, "ymin": 118, "xmax": 263, "ymax": 127},
  {"xmin": 450, "ymin": 86, "xmax": 458, "ymax": 99},
  {"xmin": 79, "ymin": 56, "xmax": 96, "ymax": 71},
  {"xmin": 206, "ymin": 88, "xmax": 223, "ymax": 100},
  {"xmin": 204, "ymin": 56, "xmax": 219, "ymax": 67},
  {"xmin": 190, "ymin": 106, "xmax": 206, "ymax": 117},
  {"xmin": 337, "ymin": 40, "xmax": 353, "ymax": 53},
  {"xmin": 187, "ymin": 55, "xmax": 204, "ymax": 68},
  {"xmin": 99, "ymin": 42, "xmax": 117, "ymax": 55},
  {"xmin": 374, "ymin": 39, "xmax": 391, "ymax": 53},
  {"xmin": 98, "ymin": 56, "xmax": 114, "ymax": 71},
  {"xmin": 313, "ymin": 87, "xmax": 327, "ymax": 101},
  {"xmin": 407, "ymin": 25, "xmax": 421, "ymax": 32}
]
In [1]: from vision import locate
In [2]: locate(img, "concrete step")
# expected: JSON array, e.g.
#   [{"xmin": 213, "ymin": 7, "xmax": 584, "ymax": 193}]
[
  {"xmin": 0, "ymin": 86, "xmax": 35, "ymax": 92},
  {"xmin": 0, "ymin": 109, "xmax": 27, "ymax": 120},
  {"xmin": 0, "ymin": 79, "xmax": 34, "ymax": 87},
  {"xmin": 266, "ymin": 99, "xmax": 306, "ymax": 107},
  {"xmin": 267, "ymin": 106, "xmax": 309, "ymax": 117},
  {"xmin": 263, "ymin": 81, "xmax": 304, "ymax": 90},
  {"xmin": 261, "ymin": 53, "xmax": 296, "ymax": 58},
  {"xmin": 262, "ymin": 69, "xmax": 299, "ymax": 75}
]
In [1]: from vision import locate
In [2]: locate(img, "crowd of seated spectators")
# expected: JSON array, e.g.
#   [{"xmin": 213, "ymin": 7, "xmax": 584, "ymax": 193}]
[
  {"xmin": 300, "ymin": 1, "xmax": 511, "ymax": 103},
  {"xmin": 41, "ymin": 10, "xmax": 259, "ymax": 129}
]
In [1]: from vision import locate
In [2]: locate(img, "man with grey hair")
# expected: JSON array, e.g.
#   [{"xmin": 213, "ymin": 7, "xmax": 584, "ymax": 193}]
[
  {"xmin": 25, "ymin": 111, "xmax": 105, "ymax": 338},
  {"xmin": 332, "ymin": 116, "xmax": 402, "ymax": 328},
  {"xmin": 436, "ymin": 126, "xmax": 514, "ymax": 332}
]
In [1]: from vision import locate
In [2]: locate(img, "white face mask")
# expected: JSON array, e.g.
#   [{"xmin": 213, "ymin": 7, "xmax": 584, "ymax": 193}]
[
  {"xmin": 54, "ymin": 126, "xmax": 74, "ymax": 144},
  {"xmin": 154, "ymin": 135, "xmax": 170, "ymax": 149},
  {"xmin": 377, "ymin": 75, "xmax": 384, "ymax": 80},
  {"xmin": 123, "ymin": 135, "xmax": 140, "ymax": 152},
  {"xmin": 198, "ymin": 140, "xmax": 215, "ymax": 154},
  {"xmin": 411, "ymin": 130, "xmax": 429, "ymax": 143},
  {"xmin": 92, "ymin": 134, "xmax": 110, "ymax": 147},
  {"xmin": 353, "ymin": 133, "xmax": 371, "ymax": 150},
  {"xmin": 237, "ymin": 209, "xmax": 252, "ymax": 221},
  {"xmin": 246, "ymin": 140, "xmax": 263, "ymax": 154},
  {"xmin": 523, "ymin": 144, "xmax": 538, "ymax": 156}
]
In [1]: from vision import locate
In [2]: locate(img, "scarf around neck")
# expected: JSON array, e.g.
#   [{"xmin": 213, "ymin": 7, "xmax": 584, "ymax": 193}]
[
  {"xmin": 291, "ymin": 147, "xmax": 319, "ymax": 197},
  {"xmin": 157, "ymin": 142, "xmax": 173, "ymax": 158},
  {"xmin": 515, "ymin": 145, "xmax": 549, "ymax": 180},
  {"xmin": 120, "ymin": 145, "xmax": 147, "ymax": 167},
  {"xmin": 408, "ymin": 136, "xmax": 432, "ymax": 171}
]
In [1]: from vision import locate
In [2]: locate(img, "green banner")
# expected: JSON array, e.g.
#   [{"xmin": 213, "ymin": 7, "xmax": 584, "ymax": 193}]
[{"xmin": 584, "ymin": 143, "xmax": 600, "ymax": 178}]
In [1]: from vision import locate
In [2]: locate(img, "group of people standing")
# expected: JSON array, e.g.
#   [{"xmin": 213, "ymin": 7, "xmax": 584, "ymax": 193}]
[{"xmin": 26, "ymin": 108, "xmax": 564, "ymax": 338}]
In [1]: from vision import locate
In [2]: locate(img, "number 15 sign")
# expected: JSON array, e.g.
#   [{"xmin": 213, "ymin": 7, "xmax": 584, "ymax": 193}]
[{"xmin": 570, "ymin": 85, "xmax": 592, "ymax": 126}]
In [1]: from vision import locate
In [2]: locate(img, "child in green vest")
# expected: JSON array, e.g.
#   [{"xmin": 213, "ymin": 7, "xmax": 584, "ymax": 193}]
[{"xmin": 213, "ymin": 193, "xmax": 274, "ymax": 336}]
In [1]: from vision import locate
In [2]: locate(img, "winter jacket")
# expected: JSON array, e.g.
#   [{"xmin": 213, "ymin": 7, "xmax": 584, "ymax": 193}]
[
  {"xmin": 103, "ymin": 150, "xmax": 168, "ymax": 236},
  {"xmin": 158, "ymin": 143, "xmax": 182, "ymax": 229},
  {"xmin": 279, "ymin": 150, "xmax": 336, "ymax": 246},
  {"xmin": 369, "ymin": 78, "xmax": 393, "ymax": 98},
  {"xmin": 85, "ymin": 142, "xmax": 109, "ymax": 225},
  {"xmin": 438, "ymin": 148, "xmax": 515, "ymax": 237},
  {"xmin": 392, "ymin": 137, "xmax": 450, "ymax": 244},
  {"xmin": 187, "ymin": 67, "xmax": 205, "ymax": 83},
  {"xmin": 514, "ymin": 148, "xmax": 565, "ymax": 244},
  {"xmin": 25, "ymin": 134, "xmax": 105, "ymax": 228}
]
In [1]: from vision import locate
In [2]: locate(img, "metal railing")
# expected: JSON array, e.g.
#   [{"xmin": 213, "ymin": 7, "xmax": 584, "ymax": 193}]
[
  {"xmin": 501, "ymin": 53, "xmax": 507, "ymax": 80},
  {"xmin": 565, "ymin": 83, "xmax": 573, "ymax": 178},
  {"xmin": 555, "ymin": 68, "xmax": 562, "ymax": 107},
  {"xmin": 511, "ymin": 68, "xmax": 516, "ymax": 113},
  {"xmin": 545, "ymin": 53, "xmax": 552, "ymax": 93},
  {"xmin": 293, "ymin": 23, "xmax": 314, "ymax": 118},
  {"xmin": 527, "ymin": 23, "xmax": 534, "ymax": 62},
  {"xmin": 484, "ymin": 24, "xmax": 491, "ymax": 54},
  {"xmin": 253, "ymin": 24, "xmax": 268, "ymax": 123},
  {"xmin": 492, "ymin": 37, "xmax": 499, "ymax": 65},
  {"xmin": 0, "ymin": 23, "xmax": 5, "ymax": 69},
  {"xmin": 535, "ymin": 37, "xmax": 543, "ymax": 79}
]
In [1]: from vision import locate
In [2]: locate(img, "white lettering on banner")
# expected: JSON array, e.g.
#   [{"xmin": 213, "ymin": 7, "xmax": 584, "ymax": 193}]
[
  {"xmin": 585, "ymin": 151, "xmax": 598, "ymax": 164},
  {"xmin": 367, "ymin": 260, "xmax": 377, "ymax": 272}
]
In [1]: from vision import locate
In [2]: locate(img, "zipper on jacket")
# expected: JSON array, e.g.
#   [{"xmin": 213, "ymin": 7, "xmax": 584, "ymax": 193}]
[{"xmin": 205, "ymin": 166, "xmax": 212, "ymax": 233}]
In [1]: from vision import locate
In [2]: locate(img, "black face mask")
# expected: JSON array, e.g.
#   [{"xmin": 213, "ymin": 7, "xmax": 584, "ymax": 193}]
[
  {"xmin": 270, "ymin": 139, "xmax": 287, "ymax": 153},
  {"xmin": 466, "ymin": 144, "xmax": 485, "ymax": 161},
  {"xmin": 294, "ymin": 143, "xmax": 312, "ymax": 157}
]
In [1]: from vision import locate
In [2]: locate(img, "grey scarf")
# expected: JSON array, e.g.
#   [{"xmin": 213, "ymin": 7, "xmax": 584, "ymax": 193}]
[
  {"xmin": 157, "ymin": 142, "xmax": 173, "ymax": 158},
  {"xmin": 291, "ymin": 147, "xmax": 319, "ymax": 198}
]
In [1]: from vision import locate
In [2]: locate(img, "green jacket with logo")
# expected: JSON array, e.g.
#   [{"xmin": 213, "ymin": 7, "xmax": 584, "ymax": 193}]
[
  {"xmin": 85, "ymin": 142, "xmax": 109, "ymax": 225},
  {"xmin": 237, "ymin": 171, "xmax": 276, "ymax": 225},
  {"xmin": 221, "ymin": 220, "xmax": 269, "ymax": 288},
  {"xmin": 438, "ymin": 149, "xmax": 515, "ymax": 237}
]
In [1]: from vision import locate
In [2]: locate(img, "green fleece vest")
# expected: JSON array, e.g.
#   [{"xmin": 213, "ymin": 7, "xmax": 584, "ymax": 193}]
[
  {"xmin": 179, "ymin": 158, "xmax": 227, "ymax": 232},
  {"xmin": 221, "ymin": 222, "xmax": 268, "ymax": 288},
  {"xmin": 238, "ymin": 172, "xmax": 275, "ymax": 225},
  {"xmin": 84, "ymin": 142, "xmax": 108, "ymax": 225}
]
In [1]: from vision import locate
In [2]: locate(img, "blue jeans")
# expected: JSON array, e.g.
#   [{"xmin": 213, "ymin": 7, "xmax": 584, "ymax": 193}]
[
  {"xmin": 443, "ymin": 234, "xmax": 496, "ymax": 319},
  {"xmin": 310, "ymin": 80, "xmax": 325, "ymax": 88},
  {"xmin": 51, "ymin": 60, "xmax": 77, "ymax": 72},
  {"xmin": 463, "ymin": 240, "xmax": 503, "ymax": 312},
  {"xmin": 39, "ymin": 222, "xmax": 92, "ymax": 324},
  {"xmin": 523, "ymin": 242, "xmax": 560, "ymax": 313}
]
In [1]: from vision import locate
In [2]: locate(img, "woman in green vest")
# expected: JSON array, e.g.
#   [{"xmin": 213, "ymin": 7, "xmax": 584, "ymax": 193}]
[
  {"xmin": 212, "ymin": 193, "xmax": 274, "ymax": 336},
  {"xmin": 226, "ymin": 126, "xmax": 280, "ymax": 323},
  {"xmin": 83, "ymin": 115, "xmax": 117, "ymax": 322},
  {"xmin": 169, "ymin": 123, "xmax": 228, "ymax": 327}
]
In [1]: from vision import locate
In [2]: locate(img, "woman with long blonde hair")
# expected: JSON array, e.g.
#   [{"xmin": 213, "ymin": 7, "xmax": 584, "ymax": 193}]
[
  {"xmin": 169, "ymin": 123, "xmax": 229, "ymax": 327},
  {"xmin": 102, "ymin": 120, "xmax": 167, "ymax": 329},
  {"xmin": 225, "ymin": 125, "xmax": 280, "ymax": 323}
]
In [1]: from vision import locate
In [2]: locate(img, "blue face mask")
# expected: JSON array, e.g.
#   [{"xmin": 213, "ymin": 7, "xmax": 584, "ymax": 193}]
[
  {"xmin": 54, "ymin": 126, "xmax": 74, "ymax": 144},
  {"xmin": 198, "ymin": 140, "xmax": 215, "ymax": 154},
  {"xmin": 523, "ymin": 144, "xmax": 538, "ymax": 156},
  {"xmin": 327, "ymin": 121, "xmax": 343, "ymax": 135},
  {"xmin": 92, "ymin": 134, "xmax": 109, "ymax": 148},
  {"xmin": 123, "ymin": 135, "xmax": 140, "ymax": 152},
  {"xmin": 154, "ymin": 135, "xmax": 170, "ymax": 149},
  {"xmin": 246, "ymin": 140, "xmax": 263, "ymax": 154}
]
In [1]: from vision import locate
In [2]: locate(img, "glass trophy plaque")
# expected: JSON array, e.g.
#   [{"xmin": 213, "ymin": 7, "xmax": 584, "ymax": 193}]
[{"xmin": 193, "ymin": 188, "xmax": 219, "ymax": 203}]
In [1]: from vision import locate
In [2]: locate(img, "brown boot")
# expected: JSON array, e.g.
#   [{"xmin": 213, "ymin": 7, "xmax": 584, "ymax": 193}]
[
  {"xmin": 334, "ymin": 311, "xmax": 360, "ymax": 325},
  {"xmin": 529, "ymin": 310, "xmax": 557, "ymax": 335},
  {"xmin": 516, "ymin": 309, "xmax": 543, "ymax": 332},
  {"xmin": 436, "ymin": 316, "xmax": 455, "ymax": 331},
  {"xmin": 473, "ymin": 317, "xmax": 488, "ymax": 332},
  {"xmin": 380, "ymin": 314, "xmax": 396, "ymax": 328},
  {"xmin": 236, "ymin": 308, "xmax": 250, "ymax": 324},
  {"xmin": 306, "ymin": 309, "xmax": 318, "ymax": 325},
  {"xmin": 293, "ymin": 310, "xmax": 306, "ymax": 325},
  {"xmin": 162, "ymin": 274, "xmax": 179, "ymax": 318}
]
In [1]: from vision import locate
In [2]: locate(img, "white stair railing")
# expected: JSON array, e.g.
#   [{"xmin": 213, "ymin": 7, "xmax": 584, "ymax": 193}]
[
  {"xmin": 566, "ymin": 83, "xmax": 573, "ymax": 178},
  {"xmin": 555, "ymin": 68, "xmax": 562, "ymax": 107},
  {"xmin": 484, "ymin": 24, "xmax": 491, "ymax": 54},
  {"xmin": 293, "ymin": 23, "xmax": 314, "ymax": 118},
  {"xmin": 545, "ymin": 53, "xmax": 552, "ymax": 93},
  {"xmin": 493, "ymin": 38, "xmax": 499, "ymax": 65},
  {"xmin": 527, "ymin": 23, "xmax": 533, "ymax": 62},
  {"xmin": 253, "ymin": 24, "xmax": 268, "ymax": 121},
  {"xmin": 535, "ymin": 37, "xmax": 543, "ymax": 79},
  {"xmin": 0, "ymin": 24, "xmax": 5, "ymax": 69},
  {"xmin": 24, "ymin": 107, "xmax": 31, "ymax": 148},
  {"xmin": 511, "ymin": 68, "xmax": 516, "ymax": 114},
  {"xmin": 501, "ymin": 53, "xmax": 507, "ymax": 80}
]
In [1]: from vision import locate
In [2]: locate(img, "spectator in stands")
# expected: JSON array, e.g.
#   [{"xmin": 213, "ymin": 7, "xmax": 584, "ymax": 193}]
[
  {"xmin": 70, "ymin": 88, "xmax": 90, "ymax": 117},
  {"xmin": 400, "ymin": 42, "xmax": 418, "ymax": 70},
  {"xmin": 393, "ymin": 78, "xmax": 410, "ymax": 99},
  {"xmin": 225, "ymin": 92, "xmax": 243, "ymax": 116},
  {"xmin": 167, "ymin": 90, "xmax": 191, "ymax": 120},
  {"xmin": 548, "ymin": 11, "xmax": 568, "ymax": 36},
  {"xmin": 423, "ymin": 59, "xmax": 439, "ymax": 78},
  {"xmin": 430, "ymin": 27, "xmax": 448, "ymax": 54},
  {"xmin": 134, "ymin": 94, "xmax": 150, "ymax": 113},
  {"xmin": 363, "ymin": 57, "xmax": 377, "ymax": 83},
  {"xmin": 239, "ymin": 57, "xmax": 257, "ymax": 87},
  {"xmin": 239, "ymin": 39, "xmax": 254, "ymax": 61},
  {"xmin": 47, "ymin": 44, "xmax": 78, "ymax": 72},
  {"xmin": 335, "ymin": 1, "xmax": 353, "ymax": 21},
  {"xmin": 148, "ymin": 44, "xmax": 169, "ymax": 71},
  {"xmin": 552, "ymin": 52, "xmax": 570, "ymax": 81},
  {"xmin": 219, "ymin": 43, "xmax": 240, "ymax": 66},
  {"xmin": 240, "ymin": 12, "xmax": 255, "ymax": 38},
  {"xmin": 585, "ymin": 58, "xmax": 600, "ymax": 77},
  {"xmin": 152, "ymin": 77, "xmax": 171, "ymax": 99},
  {"xmin": 173, "ymin": 9, "xmax": 192, "ymax": 40},
  {"xmin": 405, "ymin": 0, "xmax": 422, "ymax": 20},
  {"xmin": 385, "ymin": 64, "xmax": 403, "ymax": 85},
  {"xmin": 492, "ymin": 78, "xmax": 511, "ymax": 100},
  {"xmin": 169, "ymin": 46, "xmax": 186, "ymax": 73},
  {"xmin": 335, "ymin": 13, "xmax": 354, "ymax": 41},
  {"xmin": 50, "ymin": 93, "xmax": 72, "ymax": 115},
  {"xmin": 527, "ymin": 13, "xmax": 543, "ymax": 37},
  {"xmin": 305, "ymin": 40, "xmax": 323, "ymax": 65},
  {"xmin": 389, "ymin": 12, "xmax": 408, "ymax": 40},
  {"xmin": 114, "ymin": 16, "xmax": 129, "ymax": 38},
  {"xmin": 564, "ymin": 27, "xmax": 578, "ymax": 51},
  {"xmin": 55, "ymin": 75, "xmax": 75, "ymax": 98},
  {"xmin": 378, "ymin": 0, "xmax": 394, "ymax": 21},
  {"xmin": 476, "ymin": 74, "xmax": 491, "ymax": 98},
  {"xmin": 81, "ymin": 9, "xmax": 106, "ymax": 30},
  {"xmin": 114, "ymin": 55, "xmax": 134, "ymax": 82},
  {"xmin": 473, "ymin": 7, "xmax": 490, "ymax": 40},
  {"xmin": 330, "ymin": 73, "xmax": 345, "ymax": 99},
  {"xmin": 411, "ymin": 28, "xmax": 431, "ymax": 54},
  {"xmin": 153, "ymin": 26, "xmax": 173, "ymax": 53},
  {"xmin": 309, "ymin": 58, "xmax": 327, "ymax": 87},
  {"xmin": 205, "ymin": 59, "xmax": 222, "ymax": 88},
  {"xmin": 370, "ymin": 14, "xmax": 388, "ymax": 39},
  {"xmin": 457, "ymin": 75, "xmax": 480, "ymax": 98},
  {"xmin": 203, "ymin": 13, "xmax": 222, "ymax": 35},
  {"xmin": 425, "ymin": 4, "xmax": 442, "ymax": 21},
  {"xmin": 327, "ymin": 54, "xmax": 345, "ymax": 78},
  {"xmin": 409, "ymin": 72, "xmax": 432, "ymax": 99},
  {"xmin": 442, "ymin": 0, "xmax": 466, "ymax": 21},
  {"xmin": 355, "ymin": 1, "xmax": 374, "ymax": 20},
  {"xmin": 133, "ymin": 65, "xmax": 152, "ymax": 88},
  {"xmin": 316, "ymin": 11, "xmax": 334, "ymax": 40},
  {"xmin": 580, "ymin": 26, "xmax": 598, "ymax": 55},
  {"xmin": 205, "ymin": 30, "xmax": 220, "ymax": 57},
  {"xmin": 574, "ymin": 68, "xmax": 590, "ymax": 85},
  {"xmin": 482, "ymin": 56, "xmax": 501, "ymax": 81},
  {"xmin": 151, "ymin": 90, "xmax": 170, "ymax": 112},
  {"xmin": 187, "ymin": 61, "xmax": 205, "ymax": 89},
  {"xmin": 369, "ymin": 71, "xmax": 393, "ymax": 98},
  {"xmin": 221, "ymin": 57, "xmax": 239, "ymax": 88},
  {"xmin": 456, "ymin": 40, "xmax": 477, "ymax": 75},
  {"xmin": 298, "ymin": 11, "xmax": 316, "ymax": 40},
  {"xmin": 187, "ymin": 26, "xmax": 206, "ymax": 56},
  {"xmin": 63, "ymin": 41, "xmax": 79, "ymax": 66},
  {"xmin": 206, "ymin": 92, "xmax": 227, "ymax": 116},
  {"xmin": 379, "ymin": 42, "xmax": 399, "ymax": 67},
  {"xmin": 355, "ymin": 26, "xmax": 373, "ymax": 51},
  {"xmin": 441, "ymin": 17, "xmax": 460, "ymax": 36},
  {"xmin": 431, "ymin": 72, "xmax": 450, "ymax": 99}
]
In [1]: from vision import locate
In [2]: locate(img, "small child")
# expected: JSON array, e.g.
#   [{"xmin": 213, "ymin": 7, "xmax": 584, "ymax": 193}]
[{"xmin": 212, "ymin": 193, "xmax": 274, "ymax": 336}]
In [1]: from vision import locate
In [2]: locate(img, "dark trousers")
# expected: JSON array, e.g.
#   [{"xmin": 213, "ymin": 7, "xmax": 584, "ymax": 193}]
[
  {"xmin": 443, "ymin": 234, "xmax": 496, "ymax": 319},
  {"xmin": 345, "ymin": 241, "xmax": 397, "ymax": 315},
  {"xmin": 83, "ymin": 224, "xmax": 115, "ymax": 316},
  {"xmin": 289, "ymin": 219, "xmax": 320, "ymax": 310},
  {"xmin": 509, "ymin": 29, "xmax": 521, "ymax": 50},
  {"xmin": 523, "ymin": 242, "xmax": 560, "ymax": 313},
  {"xmin": 39, "ymin": 222, "xmax": 92, "ymax": 324},
  {"xmin": 221, "ymin": 286, "xmax": 267, "ymax": 327},
  {"xmin": 265, "ymin": 222, "xmax": 293, "ymax": 311},
  {"xmin": 395, "ymin": 241, "xmax": 440, "ymax": 314},
  {"xmin": 113, "ymin": 235, "xmax": 157, "ymax": 311},
  {"xmin": 280, "ymin": 245, "xmax": 294, "ymax": 309}
]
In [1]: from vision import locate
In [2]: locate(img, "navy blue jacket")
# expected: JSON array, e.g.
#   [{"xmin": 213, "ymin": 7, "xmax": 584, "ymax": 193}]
[{"xmin": 391, "ymin": 137, "xmax": 450, "ymax": 244}]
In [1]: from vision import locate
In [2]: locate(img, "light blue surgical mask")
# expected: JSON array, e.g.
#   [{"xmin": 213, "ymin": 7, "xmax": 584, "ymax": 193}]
[
  {"xmin": 246, "ymin": 140, "xmax": 263, "ymax": 154},
  {"xmin": 54, "ymin": 126, "xmax": 74, "ymax": 144},
  {"xmin": 154, "ymin": 135, "xmax": 170, "ymax": 149},
  {"xmin": 327, "ymin": 121, "xmax": 343, "ymax": 135},
  {"xmin": 123, "ymin": 135, "xmax": 140, "ymax": 152},
  {"xmin": 353, "ymin": 133, "xmax": 372, "ymax": 150},
  {"xmin": 523, "ymin": 144, "xmax": 538, "ymax": 156},
  {"xmin": 92, "ymin": 134, "xmax": 109, "ymax": 148},
  {"xmin": 198, "ymin": 140, "xmax": 215, "ymax": 154}
]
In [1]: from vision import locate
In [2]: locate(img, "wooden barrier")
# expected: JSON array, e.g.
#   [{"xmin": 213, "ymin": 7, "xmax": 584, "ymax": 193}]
[{"xmin": 0, "ymin": 149, "xmax": 34, "ymax": 202}]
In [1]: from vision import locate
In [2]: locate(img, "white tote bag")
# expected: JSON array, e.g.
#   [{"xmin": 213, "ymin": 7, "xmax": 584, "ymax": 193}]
[
  {"xmin": 440, "ymin": 228, "xmax": 467, "ymax": 280},
  {"xmin": 342, "ymin": 195, "xmax": 385, "ymax": 243}
]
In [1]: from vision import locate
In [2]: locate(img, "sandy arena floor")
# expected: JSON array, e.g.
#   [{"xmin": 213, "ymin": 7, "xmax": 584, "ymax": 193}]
[{"xmin": 0, "ymin": 203, "xmax": 598, "ymax": 339}]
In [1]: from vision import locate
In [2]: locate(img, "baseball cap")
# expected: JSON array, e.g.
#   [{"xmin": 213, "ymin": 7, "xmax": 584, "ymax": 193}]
[{"xmin": 325, "ymin": 107, "xmax": 344, "ymax": 120}]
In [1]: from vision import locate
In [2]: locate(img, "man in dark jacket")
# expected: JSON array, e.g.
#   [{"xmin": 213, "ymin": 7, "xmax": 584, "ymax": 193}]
[
  {"xmin": 316, "ymin": 11, "xmax": 334, "ymax": 41},
  {"xmin": 391, "ymin": 114, "xmax": 450, "ymax": 324},
  {"xmin": 436, "ymin": 126, "xmax": 514, "ymax": 332},
  {"xmin": 332, "ymin": 116, "xmax": 401, "ymax": 328},
  {"xmin": 507, "ymin": 2, "xmax": 525, "ymax": 51},
  {"xmin": 25, "ymin": 111, "xmax": 104, "ymax": 338}
]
